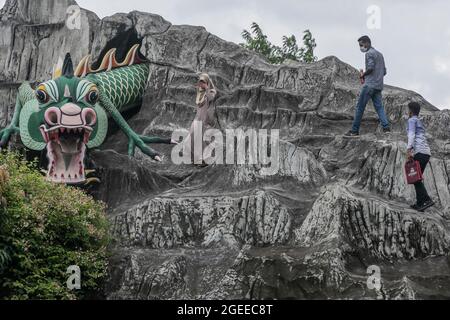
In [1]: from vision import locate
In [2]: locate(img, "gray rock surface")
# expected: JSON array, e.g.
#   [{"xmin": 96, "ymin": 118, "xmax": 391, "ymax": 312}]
[{"xmin": 1, "ymin": 0, "xmax": 450, "ymax": 300}]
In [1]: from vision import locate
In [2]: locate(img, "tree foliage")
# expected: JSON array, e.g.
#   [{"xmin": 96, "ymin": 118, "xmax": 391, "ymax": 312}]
[
  {"xmin": 241, "ymin": 22, "xmax": 318, "ymax": 64},
  {"xmin": 0, "ymin": 152, "xmax": 109, "ymax": 300},
  {"xmin": 0, "ymin": 165, "xmax": 10, "ymax": 272}
]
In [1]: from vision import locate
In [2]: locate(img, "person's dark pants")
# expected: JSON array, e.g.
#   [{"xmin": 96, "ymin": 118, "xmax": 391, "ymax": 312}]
[
  {"xmin": 351, "ymin": 85, "xmax": 390, "ymax": 133},
  {"xmin": 413, "ymin": 153, "xmax": 431, "ymax": 206}
]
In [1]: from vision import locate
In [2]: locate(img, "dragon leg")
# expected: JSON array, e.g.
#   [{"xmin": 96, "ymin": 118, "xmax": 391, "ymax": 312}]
[
  {"xmin": 98, "ymin": 91, "xmax": 162, "ymax": 160},
  {"xmin": 139, "ymin": 136, "xmax": 174, "ymax": 144},
  {"xmin": 0, "ymin": 97, "xmax": 22, "ymax": 148}
]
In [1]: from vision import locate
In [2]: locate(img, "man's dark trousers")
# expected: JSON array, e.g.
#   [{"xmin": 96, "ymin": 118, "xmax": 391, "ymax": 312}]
[{"xmin": 413, "ymin": 153, "xmax": 431, "ymax": 206}]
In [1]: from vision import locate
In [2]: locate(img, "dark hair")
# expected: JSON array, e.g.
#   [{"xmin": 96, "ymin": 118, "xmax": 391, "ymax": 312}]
[
  {"xmin": 358, "ymin": 35, "xmax": 371, "ymax": 45},
  {"xmin": 408, "ymin": 102, "xmax": 421, "ymax": 116}
]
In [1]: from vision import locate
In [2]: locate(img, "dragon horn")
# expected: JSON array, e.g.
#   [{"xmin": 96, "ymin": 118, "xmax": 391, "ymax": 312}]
[
  {"xmin": 123, "ymin": 44, "xmax": 140, "ymax": 65},
  {"xmin": 62, "ymin": 53, "xmax": 74, "ymax": 77},
  {"xmin": 99, "ymin": 48, "xmax": 117, "ymax": 72},
  {"xmin": 74, "ymin": 54, "xmax": 92, "ymax": 77},
  {"xmin": 52, "ymin": 56, "xmax": 64, "ymax": 79}
]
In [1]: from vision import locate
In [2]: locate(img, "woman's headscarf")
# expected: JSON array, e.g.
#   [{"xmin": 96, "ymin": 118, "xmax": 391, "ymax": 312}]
[{"xmin": 196, "ymin": 73, "xmax": 217, "ymax": 106}]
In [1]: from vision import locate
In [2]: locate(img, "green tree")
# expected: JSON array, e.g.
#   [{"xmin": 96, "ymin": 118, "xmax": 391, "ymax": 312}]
[
  {"xmin": 241, "ymin": 22, "xmax": 280, "ymax": 64},
  {"xmin": 301, "ymin": 30, "xmax": 318, "ymax": 63},
  {"xmin": 0, "ymin": 166, "xmax": 10, "ymax": 273},
  {"xmin": 241, "ymin": 23, "xmax": 318, "ymax": 64},
  {"xmin": 0, "ymin": 152, "xmax": 109, "ymax": 300}
]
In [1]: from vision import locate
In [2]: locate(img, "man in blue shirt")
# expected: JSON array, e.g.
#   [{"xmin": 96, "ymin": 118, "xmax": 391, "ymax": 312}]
[{"xmin": 345, "ymin": 36, "xmax": 391, "ymax": 137}]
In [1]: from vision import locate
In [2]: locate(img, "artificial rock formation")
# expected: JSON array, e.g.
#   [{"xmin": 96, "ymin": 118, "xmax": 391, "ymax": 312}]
[{"xmin": 1, "ymin": 0, "xmax": 450, "ymax": 300}]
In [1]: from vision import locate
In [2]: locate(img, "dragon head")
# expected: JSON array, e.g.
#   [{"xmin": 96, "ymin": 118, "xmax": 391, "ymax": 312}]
[{"xmin": 24, "ymin": 54, "xmax": 108, "ymax": 184}]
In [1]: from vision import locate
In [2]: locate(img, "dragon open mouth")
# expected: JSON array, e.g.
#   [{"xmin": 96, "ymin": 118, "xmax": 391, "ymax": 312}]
[
  {"xmin": 40, "ymin": 125, "xmax": 93, "ymax": 184},
  {"xmin": 39, "ymin": 103, "xmax": 97, "ymax": 184}
]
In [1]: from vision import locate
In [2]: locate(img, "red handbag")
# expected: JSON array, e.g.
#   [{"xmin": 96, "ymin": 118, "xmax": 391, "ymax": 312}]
[{"xmin": 405, "ymin": 160, "xmax": 423, "ymax": 184}]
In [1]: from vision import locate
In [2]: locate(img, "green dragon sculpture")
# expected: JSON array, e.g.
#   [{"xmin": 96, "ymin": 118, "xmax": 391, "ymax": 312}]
[{"xmin": 0, "ymin": 44, "xmax": 173, "ymax": 184}]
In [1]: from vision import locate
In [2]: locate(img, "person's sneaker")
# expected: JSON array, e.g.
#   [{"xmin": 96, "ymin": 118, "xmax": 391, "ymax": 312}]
[
  {"xmin": 383, "ymin": 127, "xmax": 391, "ymax": 134},
  {"xmin": 344, "ymin": 130, "xmax": 360, "ymax": 138},
  {"xmin": 194, "ymin": 162, "xmax": 209, "ymax": 168},
  {"xmin": 417, "ymin": 200, "xmax": 435, "ymax": 212}
]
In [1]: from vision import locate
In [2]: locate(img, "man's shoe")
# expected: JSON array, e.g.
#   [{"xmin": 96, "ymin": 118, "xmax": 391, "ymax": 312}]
[
  {"xmin": 194, "ymin": 162, "xmax": 209, "ymax": 168},
  {"xmin": 417, "ymin": 200, "xmax": 435, "ymax": 212},
  {"xmin": 410, "ymin": 204, "xmax": 419, "ymax": 210},
  {"xmin": 344, "ymin": 130, "xmax": 360, "ymax": 138},
  {"xmin": 383, "ymin": 127, "xmax": 391, "ymax": 134}
]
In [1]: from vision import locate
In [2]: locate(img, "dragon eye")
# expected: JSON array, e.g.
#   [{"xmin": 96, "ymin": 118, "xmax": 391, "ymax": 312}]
[
  {"xmin": 86, "ymin": 87, "xmax": 99, "ymax": 105},
  {"xmin": 36, "ymin": 86, "xmax": 50, "ymax": 104}
]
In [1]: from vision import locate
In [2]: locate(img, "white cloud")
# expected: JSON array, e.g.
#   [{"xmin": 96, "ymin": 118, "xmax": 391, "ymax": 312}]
[
  {"xmin": 434, "ymin": 56, "xmax": 450, "ymax": 74},
  {"xmin": 405, "ymin": 82, "xmax": 432, "ymax": 96},
  {"xmin": 444, "ymin": 96, "xmax": 450, "ymax": 109}
]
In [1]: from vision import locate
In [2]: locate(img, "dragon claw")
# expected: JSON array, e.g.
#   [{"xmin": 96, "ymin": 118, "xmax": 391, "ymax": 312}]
[
  {"xmin": 128, "ymin": 135, "xmax": 162, "ymax": 160},
  {"xmin": 84, "ymin": 177, "xmax": 101, "ymax": 185},
  {"xmin": 0, "ymin": 127, "xmax": 17, "ymax": 148}
]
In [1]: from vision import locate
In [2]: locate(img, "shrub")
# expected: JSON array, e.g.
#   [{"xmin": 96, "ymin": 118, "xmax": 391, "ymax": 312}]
[
  {"xmin": 0, "ymin": 152, "xmax": 109, "ymax": 300},
  {"xmin": 241, "ymin": 22, "xmax": 318, "ymax": 64}
]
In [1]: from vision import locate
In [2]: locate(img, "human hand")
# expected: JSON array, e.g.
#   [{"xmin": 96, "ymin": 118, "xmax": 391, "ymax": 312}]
[
  {"xmin": 359, "ymin": 69, "xmax": 365, "ymax": 77},
  {"xmin": 407, "ymin": 149, "xmax": 414, "ymax": 160}
]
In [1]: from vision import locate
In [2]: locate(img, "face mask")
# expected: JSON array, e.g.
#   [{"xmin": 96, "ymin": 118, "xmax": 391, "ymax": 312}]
[{"xmin": 360, "ymin": 47, "xmax": 368, "ymax": 53}]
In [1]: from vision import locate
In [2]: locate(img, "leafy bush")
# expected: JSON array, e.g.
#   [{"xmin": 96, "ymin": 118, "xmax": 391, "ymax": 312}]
[
  {"xmin": 0, "ymin": 152, "xmax": 109, "ymax": 300},
  {"xmin": 241, "ymin": 22, "xmax": 318, "ymax": 64},
  {"xmin": 0, "ymin": 165, "xmax": 10, "ymax": 272}
]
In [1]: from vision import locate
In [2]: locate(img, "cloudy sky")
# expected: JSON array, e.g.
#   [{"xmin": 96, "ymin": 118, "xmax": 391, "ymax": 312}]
[{"xmin": 2, "ymin": 0, "xmax": 449, "ymax": 109}]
